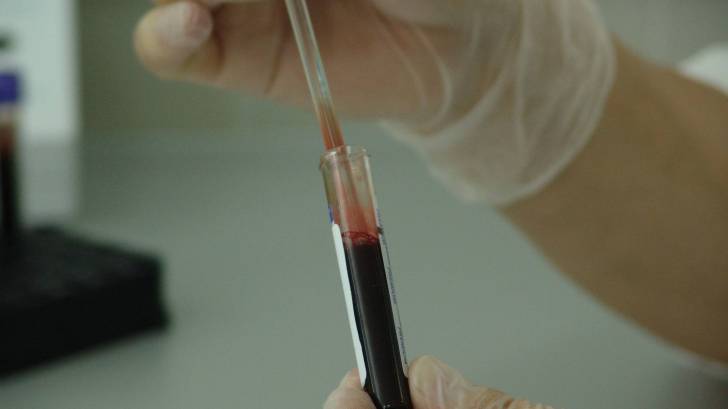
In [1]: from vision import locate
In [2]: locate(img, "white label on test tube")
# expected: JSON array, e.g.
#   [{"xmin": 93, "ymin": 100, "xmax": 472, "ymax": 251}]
[{"xmin": 332, "ymin": 223, "xmax": 368, "ymax": 386}]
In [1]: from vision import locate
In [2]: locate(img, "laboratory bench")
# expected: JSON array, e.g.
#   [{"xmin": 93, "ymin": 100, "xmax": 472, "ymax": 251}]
[{"xmin": 0, "ymin": 123, "xmax": 725, "ymax": 409}]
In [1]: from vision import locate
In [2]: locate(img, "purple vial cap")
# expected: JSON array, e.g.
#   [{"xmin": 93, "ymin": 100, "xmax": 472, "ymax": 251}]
[{"xmin": 0, "ymin": 72, "xmax": 20, "ymax": 104}]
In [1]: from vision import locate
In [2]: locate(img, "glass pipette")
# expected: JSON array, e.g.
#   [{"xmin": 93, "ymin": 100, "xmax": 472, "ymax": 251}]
[
  {"xmin": 284, "ymin": 1, "xmax": 413, "ymax": 408},
  {"xmin": 284, "ymin": 0, "xmax": 344, "ymax": 150}
]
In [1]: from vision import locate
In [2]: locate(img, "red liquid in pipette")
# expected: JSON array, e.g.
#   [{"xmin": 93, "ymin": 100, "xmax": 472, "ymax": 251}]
[{"xmin": 317, "ymin": 101, "xmax": 345, "ymax": 150}]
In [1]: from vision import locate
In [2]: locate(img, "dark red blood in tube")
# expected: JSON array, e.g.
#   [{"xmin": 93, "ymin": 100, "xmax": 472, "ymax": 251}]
[
  {"xmin": 0, "ymin": 123, "xmax": 18, "ymax": 241},
  {"xmin": 341, "ymin": 231, "xmax": 412, "ymax": 409}
]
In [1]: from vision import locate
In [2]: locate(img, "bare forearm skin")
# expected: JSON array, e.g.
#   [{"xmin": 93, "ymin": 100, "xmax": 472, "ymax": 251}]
[{"xmin": 504, "ymin": 42, "xmax": 728, "ymax": 363}]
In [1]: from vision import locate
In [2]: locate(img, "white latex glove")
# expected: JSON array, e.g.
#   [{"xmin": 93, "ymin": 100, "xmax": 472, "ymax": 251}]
[
  {"xmin": 381, "ymin": 1, "xmax": 616, "ymax": 204},
  {"xmin": 324, "ymin": 356, "xmax": 554, "ymax": 409},
  {"xmin": 135, "ymin": 0, "xmax": 614, "ymax": 205}
]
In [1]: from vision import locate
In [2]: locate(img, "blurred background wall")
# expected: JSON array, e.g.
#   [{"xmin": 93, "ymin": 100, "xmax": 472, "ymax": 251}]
[{"xmin": 78, "ymin": 0, "xmax": 728, "ymax": 135}]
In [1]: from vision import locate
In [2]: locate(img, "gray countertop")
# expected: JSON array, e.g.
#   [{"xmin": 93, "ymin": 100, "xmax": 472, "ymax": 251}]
[{"xmin": 0, "ymin": 122, "xmax": 726, "ymax": 408}]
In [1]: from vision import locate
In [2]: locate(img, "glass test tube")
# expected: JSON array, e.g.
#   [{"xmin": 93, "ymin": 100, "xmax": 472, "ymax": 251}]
[
  {"xmin": 0, "ymin": 51, "xmax": 20, "ymax": 244},
  {"xmin": 320, "ymin": 146, "xmax": 412, "ymax": 409}
]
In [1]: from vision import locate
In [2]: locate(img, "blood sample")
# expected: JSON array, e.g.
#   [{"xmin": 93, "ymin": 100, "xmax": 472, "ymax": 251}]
[
  {"xmin": 322, "ymin": 147, "xmax": 412, "ymax": 409},
  {"xmin": 283, "ymin": 1, "xmax": 413, "ymax": 407},
  {"xmin": 342, "ymin": 232, "xmax": 410, "ymax": 409},
  {"xmin": 0, "ymin": 70, "xmax": 20, "ymax": 243}
]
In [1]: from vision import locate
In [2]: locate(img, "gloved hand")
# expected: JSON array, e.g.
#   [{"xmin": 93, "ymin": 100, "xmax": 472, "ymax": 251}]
[
  {"xmin": 135, "ymin": 0, "xmax": 614, "ymax": 204},
  {"xmin": 325, "ymin": 356, "xmax": 554, "ymax": 409}
]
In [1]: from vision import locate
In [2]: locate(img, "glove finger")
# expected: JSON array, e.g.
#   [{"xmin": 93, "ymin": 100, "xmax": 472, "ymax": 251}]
[
  {"xmin": 323, "ymin": 369, "xmax": 377, "ymax": 409},
  {"xmin": 134, "ymin": 1, "xmax": 221, "ymax": 82},
  {"xmin": 408, "ymin": 355, "xmax": 517, "ymax": 409}
]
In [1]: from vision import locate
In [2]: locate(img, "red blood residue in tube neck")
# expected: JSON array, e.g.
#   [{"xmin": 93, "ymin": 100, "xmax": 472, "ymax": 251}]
[
  {"xmin": 335, "ymin": 202, "xmax": 379, "ymax": 240},
  {"xmin": 342, "ymin": 230, "xmax": 379, "ymax": 246}
]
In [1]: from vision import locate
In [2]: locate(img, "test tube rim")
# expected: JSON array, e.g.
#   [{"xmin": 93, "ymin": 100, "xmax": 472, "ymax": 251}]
[{"xmin": 319, "ymin": 145, "xmax": 369, "ymax": 170}]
